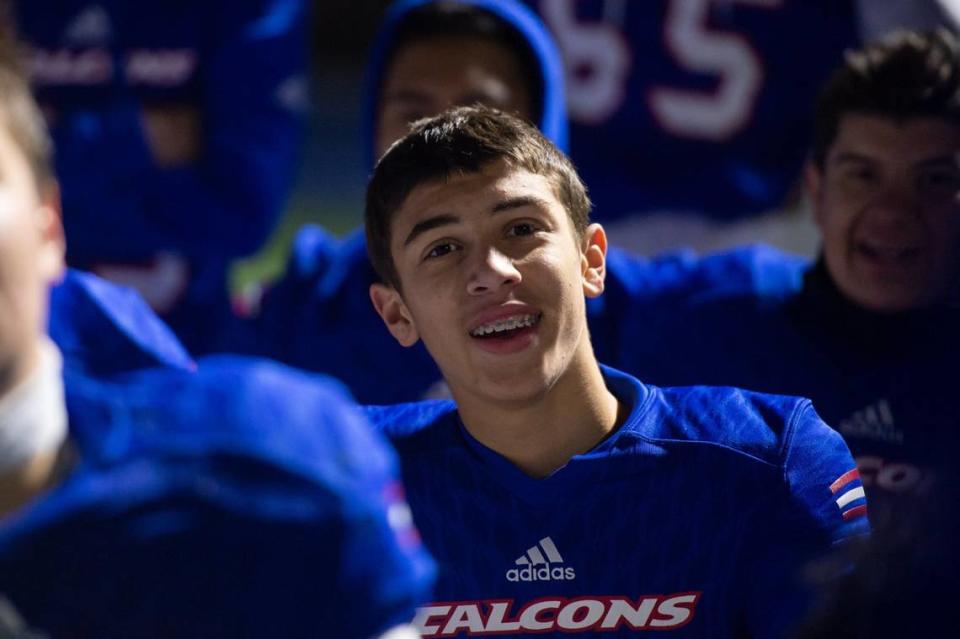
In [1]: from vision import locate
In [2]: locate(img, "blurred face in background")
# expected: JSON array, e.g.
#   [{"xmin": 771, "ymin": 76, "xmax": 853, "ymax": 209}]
[
  {"xmin": 376, "ymin": 35, "xmax": 533, "ymax": 158},
  {"xmin": 0, "ymin": 113, "xmax": 63, "ymax": 395},
  {"xmin": 808, "ymin": 114, "xmax": 960, "ymax": 312}
]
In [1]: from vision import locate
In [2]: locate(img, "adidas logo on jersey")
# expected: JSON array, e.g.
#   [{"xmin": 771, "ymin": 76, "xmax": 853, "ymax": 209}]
[
  {"xmin": 839, "ymin": 399, "xmax": 903, "ymax": 445},
  {"xmin": 64, "ymin": 5, "xmax": 113, "ymax": 45},
  {"xmin": 506, "ymin": 537, "xmax": 575, "ymax": 582}
]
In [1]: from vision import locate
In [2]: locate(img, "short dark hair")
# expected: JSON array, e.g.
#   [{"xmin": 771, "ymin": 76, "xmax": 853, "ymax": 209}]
[
  {"xmin": 0, "ymin": 3, "xmax": 54, "ymax": 190},
  {"xmin": 383, "ymin": 2, "xmax": 543, "ymax": 123},
  {"xmin": 812, "ymin": 29, "xmax": 960, "ymax": 167},
  {"xmin": 365, "ymin": 105, "xmax": 590, "ymax": 288}
]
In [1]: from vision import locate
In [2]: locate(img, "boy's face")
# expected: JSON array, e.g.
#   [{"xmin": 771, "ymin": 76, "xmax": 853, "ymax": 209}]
[
  {"xmin": 370, "ymin": 160, "xmax": 606, "ymax": 405},
  {"xmin": 376, "ymin": 35, "xmax": 533, "ymax": 158},
  {"xmin": 808, "ymin": 114, "xmax": 960, "ymax": 311},
  {"xmin": 0, "ymin": 119, "xmax": 64, "ymax": 392}
]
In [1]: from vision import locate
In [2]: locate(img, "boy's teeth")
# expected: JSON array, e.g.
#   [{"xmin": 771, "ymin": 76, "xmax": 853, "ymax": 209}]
[{"xmin": 471, "ymin": 314, "xmax": 538, "ymax": 337}]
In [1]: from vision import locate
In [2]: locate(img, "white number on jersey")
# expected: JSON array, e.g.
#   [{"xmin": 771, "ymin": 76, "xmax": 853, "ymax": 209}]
[{"xmin": 649, "ymin": 0, "xmax": 784, "ymax": 141}]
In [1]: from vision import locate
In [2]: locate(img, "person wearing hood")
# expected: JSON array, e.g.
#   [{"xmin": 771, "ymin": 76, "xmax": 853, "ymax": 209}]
[{"xmin": 246, "ymin": 0, "xmax": 568, "ymax": 404}]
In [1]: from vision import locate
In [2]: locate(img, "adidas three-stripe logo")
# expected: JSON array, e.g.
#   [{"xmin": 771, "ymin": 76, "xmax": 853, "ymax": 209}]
[
  {"xmin": 515, "ymin": 536, "xmax": 564, "ymax": 566},
  {"xmin": 506, "ymin": 537, "xmax": 576, "ymax": 582}
]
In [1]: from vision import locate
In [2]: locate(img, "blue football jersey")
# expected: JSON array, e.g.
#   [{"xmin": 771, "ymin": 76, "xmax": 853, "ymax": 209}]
[
  {"xmin": 0, "ymin": 356, "xmax": 434, "ymax": 638},
  {"xmin": 368, "ymin": 366, "xmax": 868, "ymax": 638},
  {"xmin": 15, "ymin": 0, "xmax": 307, "ymax": 351},
  {"xmin": 603, "ymin": 247, "xmax": 959, "ymax": 536},
  {"xmin": 518, "ymin": 0, "xmax": 858, "ymax": 221}
]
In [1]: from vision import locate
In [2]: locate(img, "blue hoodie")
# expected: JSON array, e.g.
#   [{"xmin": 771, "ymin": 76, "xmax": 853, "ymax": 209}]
[
  {"xmin": 246, "ymin": 0, "xmax": 569, "ymax": 404},
  {"xmin": 49, "ymin": 269, "xmax": 195, "ymax": 376}
]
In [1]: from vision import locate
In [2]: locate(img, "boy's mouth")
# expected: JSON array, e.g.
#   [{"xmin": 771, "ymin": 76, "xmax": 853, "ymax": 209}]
[
  {"xmin": 469, "ymin": 313, "xmax": 541, "ymax": 339},
  {"xmin": 855, "ymin": 240, "xmax": 922, "ymax": 267}
]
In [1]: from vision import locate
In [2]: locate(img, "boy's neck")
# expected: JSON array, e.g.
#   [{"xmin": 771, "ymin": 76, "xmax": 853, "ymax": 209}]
[{"xmin": 453, "ymin": 343, "xmax": 623, "ymax": 479}]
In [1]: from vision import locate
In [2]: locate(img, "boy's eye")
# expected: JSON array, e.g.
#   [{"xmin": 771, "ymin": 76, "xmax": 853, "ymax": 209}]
[
  {"xmin": 919, "ymin": 169, "xmax": 960, "ymax": 192},
  {"xmin": 506, "ymin": 222, "xmax": 538, "ymax": 237},
  {"xmin": 425, "ymin": 242, "xmax": 458, "ymax": 260},
  {"xmin": 842, "ymin": 165, "xmax": 876, "ymax": 184}
]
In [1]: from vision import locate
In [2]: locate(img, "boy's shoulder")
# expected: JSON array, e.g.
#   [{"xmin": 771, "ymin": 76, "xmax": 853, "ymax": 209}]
[{"xmin": 607, "ymin": 366, "xmax": 818, "ymax": 470}]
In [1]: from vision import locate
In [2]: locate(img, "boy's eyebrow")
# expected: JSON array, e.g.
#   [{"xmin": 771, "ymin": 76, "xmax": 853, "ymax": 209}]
[
  {"xmin": 491, "ymin": 195, "xmax": 550, "ymax": 213},
  {"xmin": 915, "ymin": 155, "xmax": 960, "ymax": 169},
  {"xmin": 831, "ymin": 151, "xmax": 875, "ymax": 166},
  {"xmin": 403, "ymin": 196, "xmax": 551, "ymax": 246},
  {"xmin": 404, "ymin": 213, "xmax": 459, "ymax": 247},
  {"xmin": 831, "ymin": 151, "xmax": 960, "ymax": 169}
]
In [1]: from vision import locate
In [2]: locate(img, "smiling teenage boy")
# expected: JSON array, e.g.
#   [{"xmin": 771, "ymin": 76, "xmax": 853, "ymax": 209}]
[{"xmin": 365, "ymin": 105, "xmax": 868, "ymax": 638}]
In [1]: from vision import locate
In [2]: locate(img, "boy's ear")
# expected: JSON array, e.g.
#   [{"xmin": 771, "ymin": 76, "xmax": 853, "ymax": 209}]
[
  {"xmin": 581, "ymin": 223, "xmax": 607, "ymax": 299},
  {"xmin": 369, "ymin": 283, "xmax": 420, "ymax": 347},
  {"xmin": 36, "ymin": 181, "xmax": 66, "ymax": 285}
]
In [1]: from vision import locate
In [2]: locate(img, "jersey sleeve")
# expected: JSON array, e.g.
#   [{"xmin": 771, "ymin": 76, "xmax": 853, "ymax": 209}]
[{"xmin": 742, "ymin": 401, "xmax": 869, "ymax": 639}]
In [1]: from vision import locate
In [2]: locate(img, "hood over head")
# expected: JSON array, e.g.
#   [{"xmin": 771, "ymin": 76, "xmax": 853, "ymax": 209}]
[{"xmin": 362, "ymin": 0, "xmax": 567, "ymax": 168}]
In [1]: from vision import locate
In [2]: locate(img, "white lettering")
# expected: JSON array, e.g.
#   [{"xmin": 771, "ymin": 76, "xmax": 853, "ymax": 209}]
[
  {"xmin": 483, "ymin": 602, "xmax": 521, "ymax": 632},
  {"xmin": 442, "ymin": 604, "xmax": 485, "ymax": 635},
  {"xmin": 557, "ymin": 599, "xmax": 605, "ymax": 630},
  {"xmin": 412, "ymin": 605, "xmax": 450, "ymax": 636},
  {"xmin": 519, "ymin": 600, "xmax": 561, "ymax": 631},
  {"xmin": 650, "ymin": 593, "xmax": 699, "ymax": 628},
  {"xmin": 28, "ymin": 48, "xmax": 113, "ymax": 86},
  {"xmin": 125, "ymin": 49, "xmax": 197, "ymax": 87},
  {"xmin": 600, "ymin": 597, "xmax": 657, "ymax": 629},
  {"xmin": 649, "ymin": 0, "xmax": 783, "ymax": 141}
]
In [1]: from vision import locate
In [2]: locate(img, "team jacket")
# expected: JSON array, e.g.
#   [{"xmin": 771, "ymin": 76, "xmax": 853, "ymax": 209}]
[
  {"xmin": 367, "ymin": 366, "xmax": 868, "ymax": 638},
  {"xmin": 0, "ymin": 356, "xmax": 435, "ymax": 638}
]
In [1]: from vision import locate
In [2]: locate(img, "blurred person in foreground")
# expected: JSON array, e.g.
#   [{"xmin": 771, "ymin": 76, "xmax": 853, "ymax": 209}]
[
  {"xmin": 364, "ymin": 105, "xmax": 867, "ymax": 638},
  {"xmin": 0, "ymin": 21, "xmax": 433, "ymax": 636},
  {"xmin": 13, "ymin": 0, "xmax": 308, "ymax": 353}
]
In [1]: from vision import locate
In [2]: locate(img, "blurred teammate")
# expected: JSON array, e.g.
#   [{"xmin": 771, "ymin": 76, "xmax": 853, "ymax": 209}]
[
  {"xmin": 0, "ymin": 25, "xmax": 432, "ymax": 636},
  {"xmin": 249, "ymin": 0, "xmax": 565, "ymax": 403},
  {"xmin": 609, "ymin": 30, "xmax": 960, "ymax": 537},
  {"xmin": 14, "ymin": 0, "xmax": 307, "ymax": 352},
  {"xmin": 364, "ymin": 106, "xmax": 866, "ymax": 638}
]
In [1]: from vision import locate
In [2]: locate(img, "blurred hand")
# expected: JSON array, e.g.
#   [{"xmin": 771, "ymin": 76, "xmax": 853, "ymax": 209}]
[{"xmin": 141, "ymin": 105, "xmax": 202, "ymax": 167}]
